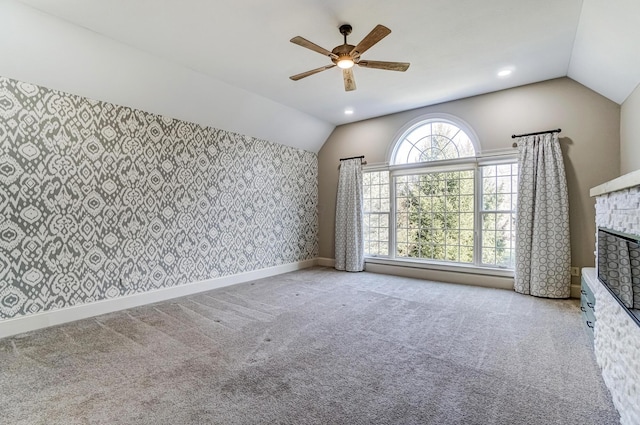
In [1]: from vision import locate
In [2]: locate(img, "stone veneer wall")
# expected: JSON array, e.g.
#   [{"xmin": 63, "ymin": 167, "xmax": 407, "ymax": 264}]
[
  {"xmin": 593, "ymin": 187, "xmax": 640, "ymax": 425},
  {"xmin": 595, "ymin": 186, "xmax": 640, "ymax": 236}
]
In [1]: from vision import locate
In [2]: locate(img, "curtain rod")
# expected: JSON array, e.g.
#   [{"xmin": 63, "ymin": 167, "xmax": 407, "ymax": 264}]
[
  {"xmin": 339, "ymin": 155, "xmax": 365, "ymax": 161},
  {"xmin": 511, "ymin": 128, "xmax": 561, "ymax": 139},
  {"xmin": 511, "ymin": 128, "xmax": 561, "ymax": 147}
]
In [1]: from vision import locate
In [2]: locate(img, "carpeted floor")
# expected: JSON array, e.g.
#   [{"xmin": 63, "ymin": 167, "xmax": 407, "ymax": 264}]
[{"xmin": 0, "ymin": 267, "xmax": 619, "ymax": 424}]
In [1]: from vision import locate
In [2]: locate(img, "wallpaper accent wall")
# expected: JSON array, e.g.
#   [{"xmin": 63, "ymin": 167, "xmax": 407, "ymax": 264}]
[{"xmin": 0, "ymin": 76, "xmax": 318, "ymax": 320}]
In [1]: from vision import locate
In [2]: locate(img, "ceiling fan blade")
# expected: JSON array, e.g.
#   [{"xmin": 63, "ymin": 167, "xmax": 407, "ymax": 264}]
[
  {"xmin": 290, "ymin": 64, "xmax": 336, "ymax": 81},
  {"xmin": 349, "ymin": 24, "xmax": 391, "ymax": 56},
  {"xmin": 343, "ymin": 68, "xmax": 356, "ymax": 91},
  {"xmin": 357, "ymin": 60, "xmax": 410, "ymax": 72},
  {"xmin": 290, "ymin": 36, "xmax": 338, "ymax": 59}
]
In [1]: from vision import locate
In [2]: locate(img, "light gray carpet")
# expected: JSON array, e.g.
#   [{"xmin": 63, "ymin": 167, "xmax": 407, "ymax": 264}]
[{"xmin": 0, "ymin": 267, "xmax": 619, "ymax": 424}]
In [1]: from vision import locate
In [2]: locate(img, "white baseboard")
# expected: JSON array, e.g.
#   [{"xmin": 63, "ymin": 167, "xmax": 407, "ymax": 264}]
[
  {"xmin": 364, "ymin": 262, "xmax": 514, "ymax": 291},
  {"xmin": 366, "ymin": 261, "xmax": 582, "ymax": 298},
  {"xmin": 1, "ymin": 258, "xmax": 579, "ymax": 339},
  {"xmin": 316, "ymin": 257, "xmax": 336, "ymax": 267},
  {"xmin": 0, "ymin": 259, "xmax": 316, "ymax": 339},
  {"xmin": 570, "ymin": 284, "xmax": 581, "ymax": 299},
  {"xmin": 315, "ymin": 257, "xmax": 515, "ymax": 291}
]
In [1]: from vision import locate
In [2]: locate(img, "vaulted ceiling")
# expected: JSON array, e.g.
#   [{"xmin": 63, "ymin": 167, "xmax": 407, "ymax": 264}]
[{"xmin": 3, "ymin": 0, "xmax": 640, "ymax": 152}]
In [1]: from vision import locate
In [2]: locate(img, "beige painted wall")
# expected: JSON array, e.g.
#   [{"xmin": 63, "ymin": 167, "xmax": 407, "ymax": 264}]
[
  {"xmin": 318, "ymin": 77, "xmax": 620, "ymax": 285},
  {"xmin": 621, "ymin": 83, "xmax": 640, "ymax": 174}
]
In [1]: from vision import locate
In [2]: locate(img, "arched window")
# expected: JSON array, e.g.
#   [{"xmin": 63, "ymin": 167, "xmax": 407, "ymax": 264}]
[
  {"xmin": 391, "ymin": 118, "xmax": 476, "ymax": 165},
  {"xmin": 363, "ymin": 114, "xmax": 518, "ymax": 271}
]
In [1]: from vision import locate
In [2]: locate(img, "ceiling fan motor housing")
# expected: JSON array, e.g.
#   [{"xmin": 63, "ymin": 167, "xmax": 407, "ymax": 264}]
[
  {"xmin": 334, "ymin": 24, "xmax": 356, "ymax": 67},
  {"xmin": 332, "ymin": 44, "xmax": 356, "ymax": 67}
]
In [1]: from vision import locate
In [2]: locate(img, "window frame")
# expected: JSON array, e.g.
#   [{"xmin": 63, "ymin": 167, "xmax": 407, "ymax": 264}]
[
  {"xmin": 362, "ymin": 168, "xmax": 390, "ymax": 257},
  {"xmin": 387, "ymin": 113, "xmax": 480, "ymax": 167},
  {"xmin": 392, "ymin": 163, "xmax": 477, "ymax": 264},
  {"xmin": 363, "ymin": 114, "xmax": 517, "ymax": 276},
  {"xmin": 478, "ymin": 160, "xmax": 519, "ymax": 269}
]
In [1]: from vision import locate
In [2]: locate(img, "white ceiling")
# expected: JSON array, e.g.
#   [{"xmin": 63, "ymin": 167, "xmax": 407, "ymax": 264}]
[
  {"xmin": 9, "ymin": 0, "xmax": 640, "ymax": 148},
  {"xmin": 569, "ymin": 0, "xmax": 640, "ymax": 104}
]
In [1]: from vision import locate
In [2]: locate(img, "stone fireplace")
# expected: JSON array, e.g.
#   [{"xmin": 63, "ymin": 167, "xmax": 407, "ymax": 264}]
[{"xmin": 588, "ymin": 169, "xmax": 640, "ymax": 425}]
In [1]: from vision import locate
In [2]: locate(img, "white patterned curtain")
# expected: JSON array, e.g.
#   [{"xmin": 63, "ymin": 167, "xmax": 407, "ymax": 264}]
[
  {"xmin": 515, "ymin": 133, "xmax": 571, "ymax": 298},
  {"xmin": 335, "ymin": 158, "xmax": 364, "ymax": 272}
]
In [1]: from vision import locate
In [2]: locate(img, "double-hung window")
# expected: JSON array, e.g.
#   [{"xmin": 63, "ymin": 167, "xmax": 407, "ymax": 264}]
[{"xmin": 363, "ymin": 116, "xmax": 518, "ymax": 270}]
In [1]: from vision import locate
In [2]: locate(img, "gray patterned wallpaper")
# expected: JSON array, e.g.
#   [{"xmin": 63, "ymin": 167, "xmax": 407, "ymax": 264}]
[{"xmin": 0, "ymin": 76, "xmax": 318, "ymax": 320}]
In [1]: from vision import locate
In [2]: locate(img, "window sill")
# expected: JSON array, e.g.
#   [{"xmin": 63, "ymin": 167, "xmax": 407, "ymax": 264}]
[{"xmin": 364, "ymin": 257, "xmax": 514, "ymax": 278}]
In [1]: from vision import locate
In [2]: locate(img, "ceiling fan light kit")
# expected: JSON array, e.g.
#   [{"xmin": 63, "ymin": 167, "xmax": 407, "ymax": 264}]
[
  {"xmin": 337, "ymin": 57, "xmax": 354, "ymax": 69},
  {"xmin": 290, "ymin": 23, "xmax": 410, "ymax": 91}
]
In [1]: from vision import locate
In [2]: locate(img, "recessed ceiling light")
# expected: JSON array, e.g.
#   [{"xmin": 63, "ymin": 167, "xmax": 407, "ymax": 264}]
[
  {"xmin": 497, "ymin": 69, "xmax": 512, "ymax": 77},
  {"xmin": 344, "ymin": 108, "xmax": 354, "ymax": 115}
]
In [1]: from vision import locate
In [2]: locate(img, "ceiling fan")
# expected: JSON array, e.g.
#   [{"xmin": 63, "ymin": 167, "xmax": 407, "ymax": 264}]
[{"xmin": 289, "ymin": 24, "xmax": 410, "ymax": 92}]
